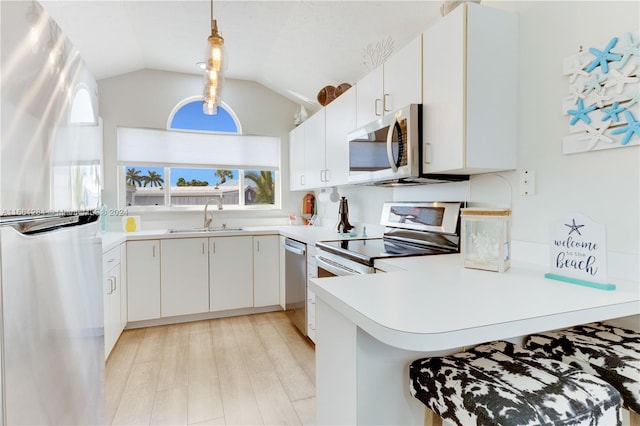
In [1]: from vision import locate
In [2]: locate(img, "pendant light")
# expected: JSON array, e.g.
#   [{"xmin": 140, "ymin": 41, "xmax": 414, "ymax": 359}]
[{"xmin": 202, "ymin": 0, "xmax": 225, "ymax": 115}]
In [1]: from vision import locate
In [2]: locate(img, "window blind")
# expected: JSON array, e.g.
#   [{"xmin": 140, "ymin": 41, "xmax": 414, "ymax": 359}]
[{"xmin": 117, "ymin": 127, "xmax": 280, "ymax": 170}]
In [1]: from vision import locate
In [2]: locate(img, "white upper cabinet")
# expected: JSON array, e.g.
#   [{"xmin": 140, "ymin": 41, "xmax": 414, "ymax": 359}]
[
  {"xmin": 381, "ymin": 35, "xmax": 423, "ymax": 114},
  {"xmin": 289, "ymin": 88, "xmax": 355, "ymax": 191},
  {"xmin": 356, "ymin": 66, "xmax": 384, "ymax": 128},
  {"xmin": 356, "ymin": 35, "xmax": 423, "ymax": 127},
  {"xmin": 289, "ymin": 123, "xmax": 306, "ymax": 191},
  {"xmin": 422, "ymin": 3, "xmax": 517, "ymax": 174},
  {"xmin": 303, "ymin": 110, "xmax": 327, "ymax": 189},
  {"xmin": 324, "ymin": 87, "xmax": 355, "ymax": 187}
]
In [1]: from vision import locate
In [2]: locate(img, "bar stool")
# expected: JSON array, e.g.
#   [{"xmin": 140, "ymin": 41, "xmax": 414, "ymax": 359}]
[
  {"xmin": 524, "ymin": 322, "xmax": 640, "ymax": 426},
  {"xmin": 409, "ymin": 340, "xmax": 622, "ymax": 426}
]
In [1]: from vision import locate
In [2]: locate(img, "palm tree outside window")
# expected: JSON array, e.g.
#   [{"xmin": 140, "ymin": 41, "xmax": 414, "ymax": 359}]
[{"xmin": 124, "ymin": 99, "xmax": 276, "ymax": 208}]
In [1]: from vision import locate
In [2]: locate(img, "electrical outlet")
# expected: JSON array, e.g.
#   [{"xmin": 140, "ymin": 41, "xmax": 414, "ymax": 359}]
[{"xmin": 519, "ymin": 169, "xmax": 536, "ymax": 196}]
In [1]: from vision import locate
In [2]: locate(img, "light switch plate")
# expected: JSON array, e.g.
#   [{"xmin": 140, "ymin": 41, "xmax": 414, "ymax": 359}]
[{"xmin": 519, "ymin": 169, "xmax": 536, "ymax": 196}]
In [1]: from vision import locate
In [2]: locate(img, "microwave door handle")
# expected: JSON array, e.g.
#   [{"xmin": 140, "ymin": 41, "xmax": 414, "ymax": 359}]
[{"xmin": 386, "ymin": 118, "xmax": 399, "ymax": 172}]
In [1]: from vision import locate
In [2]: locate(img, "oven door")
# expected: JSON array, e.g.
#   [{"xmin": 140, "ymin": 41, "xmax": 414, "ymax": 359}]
[
  {"xmin": 316, "ymin": 250, "xmax": 375, "ymax": 277},
  {"xmin": 348, "ymin": 104, "xmax": 420, "ymax": 185}
]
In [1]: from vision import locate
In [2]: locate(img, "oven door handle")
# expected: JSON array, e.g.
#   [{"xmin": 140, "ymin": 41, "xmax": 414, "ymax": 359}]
[{"xmin": 316, "ymin": 255, "xmax": 364, "ymax": 276}]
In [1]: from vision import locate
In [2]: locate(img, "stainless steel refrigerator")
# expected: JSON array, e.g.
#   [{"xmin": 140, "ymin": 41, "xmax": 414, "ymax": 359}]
[{"xmin": 0, "ymin": 1, "xmax": 104, "ymax": 424}]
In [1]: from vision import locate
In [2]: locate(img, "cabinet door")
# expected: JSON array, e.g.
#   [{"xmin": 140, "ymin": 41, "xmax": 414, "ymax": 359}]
[
  {"xmin": 303, "ymin": 110, "xmax": 326, "ymax": 189},
  {"xmin": 356, "ymin": 65, "xmax": 384, "ymax": 127},
  {"xmin": 422, "ymin": 5, "xmax": 465, "ymax": 173},
  {"xmin": 325, "ymin": 87, "xmax": 355, "ymax": 187},
  {"xmin": 210, "ymin": 236, "xmax": 253, "ymax": 311},
  {"xmin": 103, "ymin": 245, "xmax": 122, "ymax": 359},
  {"xmin": 161, "ymin": 238, "xmax": 209, "ymax": 317},
  {"xmin": 279, "ymin": 236, "xmax": 286, "ymax": 310},
  {"xmin": 289, "ymin": 124, "xmax": 306, "ymax": 191},
  {"xmin": 127, "ymin": 240, "xmax": 161, "ymax": 321},
  {"xmin": 383, "ymin": 35, "xmax": 422, "ymax": 112},
  {"xmin": 119, "ymin": 243, "xmax": 128, "ymax": 332},
  {"xmin": 253, "ymin": 235, "xmax": 280, "ymax": 307}
]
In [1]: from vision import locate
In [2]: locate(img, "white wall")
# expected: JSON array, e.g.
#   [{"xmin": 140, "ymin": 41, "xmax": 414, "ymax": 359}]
[
  {"xmin": 98, "ymin": 69, "xmax": 299, "ymax": 229},
  {"xmin": 314, "ymin": 1, "xmax": 640, "ymax": 255}
]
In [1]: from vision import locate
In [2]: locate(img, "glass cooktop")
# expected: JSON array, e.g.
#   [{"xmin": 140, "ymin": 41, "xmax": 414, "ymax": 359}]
[{"xmin": 316, "ymin": 238, "xmax": 452, "ymax": 267}]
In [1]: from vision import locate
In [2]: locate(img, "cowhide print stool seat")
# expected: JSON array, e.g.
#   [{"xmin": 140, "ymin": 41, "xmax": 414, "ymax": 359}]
[
  {"xmin": 409, "ymin": 340, "xmax": 622, "ymax": 426},
  {"xmin": 524, "ymin": 322, "xmax": 640, "ymax": 426}
]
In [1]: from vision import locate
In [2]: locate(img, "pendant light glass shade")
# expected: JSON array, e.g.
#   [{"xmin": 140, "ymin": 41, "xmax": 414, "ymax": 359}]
[{"xmin": 202, "ymin": 3, "xmax": 226, "ymax": 115}]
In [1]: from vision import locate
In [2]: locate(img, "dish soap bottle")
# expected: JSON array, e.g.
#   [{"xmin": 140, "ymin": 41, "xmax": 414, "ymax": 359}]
[{"xmin": 125, "ymin": 217, "xmax": 137, "ymax": 233}]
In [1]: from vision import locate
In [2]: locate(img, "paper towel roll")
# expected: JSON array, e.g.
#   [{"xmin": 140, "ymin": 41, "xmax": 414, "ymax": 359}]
[
  {"xmin": 317, "ymin": 187, "xmax": 340, "ymax": 203},
  {"xmin": 317, "ymin": 190, "xmax": 332, "ymax": 203}
]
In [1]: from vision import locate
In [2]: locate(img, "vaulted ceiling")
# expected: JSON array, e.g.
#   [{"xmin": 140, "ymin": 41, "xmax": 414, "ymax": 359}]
[{"xmin": 40, "ymin": 1, "xmax": 446, "ymax": 109}]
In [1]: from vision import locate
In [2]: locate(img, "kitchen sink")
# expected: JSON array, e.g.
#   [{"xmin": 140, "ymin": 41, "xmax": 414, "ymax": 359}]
[{"xmin": 168, "ymin": 226, "xmax": 244, "ymax": 234}]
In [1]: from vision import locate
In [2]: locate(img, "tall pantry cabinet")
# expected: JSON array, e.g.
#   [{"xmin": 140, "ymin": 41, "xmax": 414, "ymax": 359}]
[{"xmin": 422, "ymin": 3, "xmax": 517, "ymax": 174}]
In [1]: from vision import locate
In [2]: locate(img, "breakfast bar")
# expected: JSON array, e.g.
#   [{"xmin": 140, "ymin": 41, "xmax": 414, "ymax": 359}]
[{"xmin": 309, "ymin": 254, "xmax": 640, "ymax": 425}]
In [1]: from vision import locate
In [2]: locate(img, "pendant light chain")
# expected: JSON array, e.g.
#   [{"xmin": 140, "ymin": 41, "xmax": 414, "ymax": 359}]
[{"xmin": 203, "ymin": 0, "xmax": 225, "ymax": 115}]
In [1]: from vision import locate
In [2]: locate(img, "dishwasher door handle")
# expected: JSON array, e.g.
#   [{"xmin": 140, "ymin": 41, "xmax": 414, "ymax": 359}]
[{"xmin": 284, "ymin": 244, "xmax": 305, "ymax": 256}]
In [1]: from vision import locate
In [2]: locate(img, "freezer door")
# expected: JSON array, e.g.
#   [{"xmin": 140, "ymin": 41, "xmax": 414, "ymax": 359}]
[{"xmin": 0, "ymin": 217, "xmax": 104, "ymax": 424}]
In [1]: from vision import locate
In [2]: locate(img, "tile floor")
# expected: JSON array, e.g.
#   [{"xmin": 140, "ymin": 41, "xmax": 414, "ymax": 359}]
[{"xmin": 106, "ymin": 311, "xmax": 316, "ymax": 425}]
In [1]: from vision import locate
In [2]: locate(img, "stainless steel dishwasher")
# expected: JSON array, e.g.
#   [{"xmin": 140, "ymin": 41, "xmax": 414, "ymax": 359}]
[{"xmin": 284, "ymin": 238, "xmax": 307, "ymax": 335}]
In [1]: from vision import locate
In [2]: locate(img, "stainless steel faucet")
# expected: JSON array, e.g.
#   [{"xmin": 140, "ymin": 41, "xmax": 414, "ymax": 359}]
[{"xmin": 203, "ymin": 198, "xmax": 223, "ymax": 229}]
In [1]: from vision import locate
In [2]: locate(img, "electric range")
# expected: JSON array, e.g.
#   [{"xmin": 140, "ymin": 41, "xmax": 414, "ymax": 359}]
[{"xmin": 315, "ymin": 201, "xmax": 463, "ymax": 275}]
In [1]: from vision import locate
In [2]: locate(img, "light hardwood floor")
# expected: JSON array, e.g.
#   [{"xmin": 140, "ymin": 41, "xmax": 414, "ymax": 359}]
[{"xmin": 106, "ymin": 311, "xmax": 316, "ymax": 425}]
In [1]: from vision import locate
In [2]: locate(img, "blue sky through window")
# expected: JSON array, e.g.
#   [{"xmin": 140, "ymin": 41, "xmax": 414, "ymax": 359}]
[
  {"xmin": 129, "ymin": 101, "xmax": 241, "ymax": 187},
  {"xmin": 170, "ymin": 101, "xmax": 238, "ymax": 132}
]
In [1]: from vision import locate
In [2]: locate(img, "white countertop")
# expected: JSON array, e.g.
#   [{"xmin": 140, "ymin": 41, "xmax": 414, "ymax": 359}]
[
  {"xmin": 100, "ymin": 224, "xmax": 381, "ymax": 253},
  {"xmin": 310, "ymin": 254, "xmax": 640, "ymax": 352}
]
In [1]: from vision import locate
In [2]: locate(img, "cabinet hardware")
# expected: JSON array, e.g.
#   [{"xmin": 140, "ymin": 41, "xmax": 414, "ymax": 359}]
[
  {"xmin": 300, "ymin": 175, "xmax": 305, "ymax": 186},
  {"xmin": 112, "ymin": 277, "xmax": 117, "ymax": 293},
  {"xmin": 202, "ymin": 242, "xmax": 205, "ymax": 255},
  {"xmin": 325, "ymin": 169, "xmax": 330, "ymax": 182},
  {"xmin": 374, "ymin": 98, "xmax": 382, "ymax": 116},
  {"xmin": 424, "ymin": 142, "xmax": 431, "ymax": 164},
  {"xmin": 383, "ymin": 93, "xmax": 391, "ymax": 112},
  {"xmin": 257, "ymin": 240, "xmax": 260, "ymax": 252},
  {"xmin": 152, "ymin": 245, "xmax": 156, "ymax": 258}
]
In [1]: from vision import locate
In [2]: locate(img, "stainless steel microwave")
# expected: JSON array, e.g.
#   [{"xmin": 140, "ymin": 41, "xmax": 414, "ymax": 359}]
[{"xmin": 347, "ymin": 104, "xmax": 469, "ymax": 186}]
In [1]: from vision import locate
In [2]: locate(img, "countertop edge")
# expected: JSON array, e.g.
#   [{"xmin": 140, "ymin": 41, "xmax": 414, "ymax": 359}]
[{"xmin": 310, "ymin": 277, "xmax": 639, "ymax": 351}]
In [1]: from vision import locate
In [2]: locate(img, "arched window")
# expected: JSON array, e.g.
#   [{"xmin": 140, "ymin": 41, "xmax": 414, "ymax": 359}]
[
  {"xmin": 167, "ymin": 98, "xmax": 242, "ymax": 133},
  {"xmin": 120, "ymin": 97, "xmax": 278, "ymax": 210}
]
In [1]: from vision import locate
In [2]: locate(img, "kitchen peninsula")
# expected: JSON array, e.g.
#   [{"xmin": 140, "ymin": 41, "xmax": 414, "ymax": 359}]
[{"xmin": 309, "ymin": 253, "xmax": 640, "ymax": 425}]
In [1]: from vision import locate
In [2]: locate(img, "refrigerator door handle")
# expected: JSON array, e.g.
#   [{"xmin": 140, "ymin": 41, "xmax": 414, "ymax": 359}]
[{"xmin": 0, "ymin": 213, "xmax": 99, "ymax": 235}]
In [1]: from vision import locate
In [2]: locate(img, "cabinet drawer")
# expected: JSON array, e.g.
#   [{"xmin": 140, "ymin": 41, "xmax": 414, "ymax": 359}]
[{"xmin": 103, "ymin": 246, "xmax": 121, "ymax": 272}]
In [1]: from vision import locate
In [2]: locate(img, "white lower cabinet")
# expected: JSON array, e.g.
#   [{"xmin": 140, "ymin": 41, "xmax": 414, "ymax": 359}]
[
  {"xmin": 125, "ymin": 234, "xmax": 282, "ymax": 325},
  {"xmin": 253, "ymin": 235, "xmax": 280, "ymax": 307},
  {"xmin": 210, "ymin": 236, "xmax": 254, "ymax": 311},
  {"xmin": 103, "ymin": 244, "xmax": 125, "ymax": 359},
  {"xmin": 127, "ymin": 240, "xmax": 161, "ymax": 322},
  {"xmin": 161, "ymin": 238, "xmax": 209, "ymax": 317}
]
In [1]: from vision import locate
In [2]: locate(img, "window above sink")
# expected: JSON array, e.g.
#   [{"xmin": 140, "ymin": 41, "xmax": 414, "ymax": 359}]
[{"xmin": 117, "ymin": 98, "xmax": 281, "ymax": 212}]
